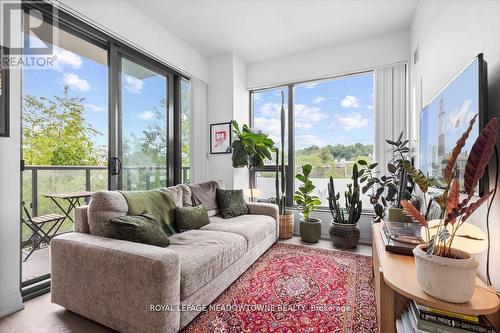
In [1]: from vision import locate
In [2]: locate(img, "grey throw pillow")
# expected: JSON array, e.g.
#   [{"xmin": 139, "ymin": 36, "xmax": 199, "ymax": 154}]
[
  {"xmin": 216, "ymin": 189, "xmax": 248, "ymax": 219},
  {"xmin": 110, "ymin": 213, "xmax": 170, "ymax": 247},
  {"xmin": 175, "ymin": 205, "xmax": 210, "ymax": 231}
]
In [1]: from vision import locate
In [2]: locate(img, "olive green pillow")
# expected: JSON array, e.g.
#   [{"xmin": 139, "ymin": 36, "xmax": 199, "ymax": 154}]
[
  {"xmin": 216, "ymin": 189, "xmax": 248, "ymax": 219},
  {"xmin": 175, "ymin": 205, "xmax": 210, "ymax": 231},
  {"xmin": 110, "ymin": 213, "xmax": 169, "ymax": 247}
]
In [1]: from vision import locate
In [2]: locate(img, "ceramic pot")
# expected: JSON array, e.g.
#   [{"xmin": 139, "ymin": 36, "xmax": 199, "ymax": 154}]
[
  {"xmin": 278, "ymin": 210, "xmax": 294, "ymax": 239},
  {"xmin": 299, "ymin": 218, "xmax": 321, "ymax": 243},
  {"xmin": 413, "ymin": 244, "xmax": 479, "ymax": 303},
  {"xmin": 388, "ymin": 207, "xmax": 413, "ymax": 223},
  {"xmin": 329, "ymin": 221, "xmax": 360, "ymax": 249}
]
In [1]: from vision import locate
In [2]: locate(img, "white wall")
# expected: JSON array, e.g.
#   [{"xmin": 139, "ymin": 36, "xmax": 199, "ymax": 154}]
[
  {"xmin": 57, "ymin": 0, "xmax": 208, "ymax": 82},
  {"xmin": 247, "ymin": 29, "xmax": 410, "ymax": 89},
  {"xmin": 0, "ymin": 1, "xmax": 24, "ymax": 317},
  {"xmin": 207, "ymin": 53, "xmax": 249, "ymax": 192},
  {"xmin": 410, "ymin": 0, "xmax": 500, "ymax": 287}
]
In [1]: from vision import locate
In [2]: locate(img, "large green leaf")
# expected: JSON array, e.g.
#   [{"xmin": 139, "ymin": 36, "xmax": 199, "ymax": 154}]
[
  {"xmin": 402, "ymin": 160, "xmax": 428, "ymax": 193},
  {"xmin": 231, "ymin": 140, "xmax": 248, "ymax": 168}
]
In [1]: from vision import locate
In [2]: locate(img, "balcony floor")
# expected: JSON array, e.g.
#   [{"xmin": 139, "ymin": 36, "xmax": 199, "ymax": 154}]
[{"xmin": 22, "ymin": 246, "xmax": 50, "ymax": 282}]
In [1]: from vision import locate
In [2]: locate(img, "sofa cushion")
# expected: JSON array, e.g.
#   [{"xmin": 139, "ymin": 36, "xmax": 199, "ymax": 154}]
[
  {"xmin": 164, "ymin": 185, "xmax": 184, "ymax": 207},
  {"xmin": 168, "ymin": 230, "xmax": 247, "ymax": 299},
  {"xmin": 175, "ymin": 205, "xmax": 210, "ymax": 231},
  {"xmin": 110, "ymin": 213, "xmax": 170, "ymax": 247},
  {"xmin": 216, "ymin": 189, "xmax": 248, "ymax": 219},
  {"xmin": 201, "ymin": 214, "xmax": 276, "ymax": 249},
  {"xmin": 88, "ymin": 191, "xmax": 128, "ymax": 238}
]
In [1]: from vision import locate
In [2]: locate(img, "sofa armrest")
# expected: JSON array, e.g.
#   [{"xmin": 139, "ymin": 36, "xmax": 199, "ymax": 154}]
[
  {"xmin": 247, "ymin": 202, "xmax": 279, "ymax": 238},
  {"xmin": 74, "ymin": 205, "xmax": 90, "ymax": 233},
  {"xmin": 51, "ymin": 233, "xmax": 181, "ymax": 333}
]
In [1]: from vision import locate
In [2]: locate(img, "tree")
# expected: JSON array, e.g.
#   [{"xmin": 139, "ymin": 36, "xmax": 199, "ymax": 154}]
[{"xmin": 23, "ymin": 87, "xmax": 106, "ymax": 166}]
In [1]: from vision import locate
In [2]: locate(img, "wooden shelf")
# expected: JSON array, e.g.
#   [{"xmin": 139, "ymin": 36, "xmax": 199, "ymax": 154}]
[{"xmin": 372, "ymin": 223, "xmax": 500, "ymax": 332}]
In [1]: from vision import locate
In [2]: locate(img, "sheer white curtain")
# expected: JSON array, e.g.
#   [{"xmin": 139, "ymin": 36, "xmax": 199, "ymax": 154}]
[
  {"xmin": 189, "ymin": 78, "xmax": 209, "ymax": 183},
  {"xmin": 374, "ymin": 63, "xmax": 408, "ymax": 174}
]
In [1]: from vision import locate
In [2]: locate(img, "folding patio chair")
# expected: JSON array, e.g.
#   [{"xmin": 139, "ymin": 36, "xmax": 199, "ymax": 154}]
[{"xmin": 22, "ymin": 202, "xmax": 64, "ymax": 261}]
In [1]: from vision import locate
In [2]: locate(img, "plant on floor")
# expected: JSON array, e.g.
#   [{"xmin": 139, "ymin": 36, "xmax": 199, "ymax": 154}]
[
  {"xmin": 275, "ymin": 90, "xmax": 287, "ymax": 215},
  {"xmin": 328, "ymin": 164, "xmax": 362, "ymax": 224},
  {"xmin": 403, "ymin": 115, "xmax": 497, "ymax": 257},
  {"xmin": 294, "ymin": 164, "xmax": 321, "ymax": 221},
  {"xmin": 231, "ymin": 120, "xmax": 275, "ymax": 201}
]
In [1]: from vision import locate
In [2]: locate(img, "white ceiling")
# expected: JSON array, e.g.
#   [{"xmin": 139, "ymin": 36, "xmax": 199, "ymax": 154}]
[{"xmin": 129, "ymin": 0, "xmax": 417, "ymax": 63}]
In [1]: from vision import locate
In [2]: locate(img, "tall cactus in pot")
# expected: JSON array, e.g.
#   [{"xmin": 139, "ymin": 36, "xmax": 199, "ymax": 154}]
[
  {"xmin": 275, "ymin": 90, "xmax": 294, "ymax": 238},
  {"xmin": 327, "ymin": 164, "xmax": 363, "ymax": 248}
]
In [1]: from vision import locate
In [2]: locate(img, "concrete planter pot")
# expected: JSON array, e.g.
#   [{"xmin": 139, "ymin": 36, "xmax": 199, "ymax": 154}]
[
  {"xmin": 329, "ymin": 221, "xmax": 360, "ymax": 249},
  {"xmin": 413, "ymin": 244, "xmax": 479, "ymax": 303},
  {"xmin": 299, "ymin": 218, "xmax": 322, "ymax": 243},
  {"xmin": 388, "ymin": 207, "xmax": 413, "ymax": 223}
]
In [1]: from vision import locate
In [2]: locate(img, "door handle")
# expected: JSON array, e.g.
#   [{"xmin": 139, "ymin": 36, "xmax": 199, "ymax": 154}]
[{"xmin": 110, "ymin": 157, "xmax": 122, "ymax": 176}]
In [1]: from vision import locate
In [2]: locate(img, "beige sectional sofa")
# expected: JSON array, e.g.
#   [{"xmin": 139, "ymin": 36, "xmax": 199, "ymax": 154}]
[{"xmin": 50, "ymin": 182, "xmax": 278, "ymax": 333}]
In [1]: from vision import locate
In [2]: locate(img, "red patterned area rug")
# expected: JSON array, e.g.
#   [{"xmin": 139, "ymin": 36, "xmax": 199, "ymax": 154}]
[{"xmin": 183, "ymin": 242, "xmax": 378, "ymax": 333}]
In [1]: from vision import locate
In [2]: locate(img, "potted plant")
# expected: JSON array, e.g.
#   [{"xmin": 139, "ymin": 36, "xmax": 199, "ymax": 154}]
[
  {"xmin": 327, "ymin": 164, "xmax": 363, "ymax": 248},
  {"xmin": 357, "ymin": 160, "xmax": 385, "ymax": 223},
  {"xmin": 402, "ymin": 115, "xmax": 497, "ymax": 303},
  {"xmin": 275, "ymin": 91, "xmax": 294, "ymax": 239},
  {"xmin": 230, "ymin": 120, "xmax": 275, "ymax": 201},
  {"xmin": 294, "ymin": 164, "xmax": 322, "ymax": 243}
]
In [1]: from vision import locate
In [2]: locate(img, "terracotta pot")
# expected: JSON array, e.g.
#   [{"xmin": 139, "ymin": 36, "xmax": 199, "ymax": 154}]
[
  {"xmin": 278, "ymin": 210, "xmax": 294, "ymax": 239},
  {"xmin": 388, "ymin": 207, "xmax": 413, "ymax": 223},
  {"xmin": 299, "ymin": 218, "xmax": 321, "ymax": 243},
  {"xmin": 329, "ymin": 221, "xmax": 360, "ymax": 249},
  {"xmin": 413, "ymin": 244, "xmax": 479, "ymax": 303}
]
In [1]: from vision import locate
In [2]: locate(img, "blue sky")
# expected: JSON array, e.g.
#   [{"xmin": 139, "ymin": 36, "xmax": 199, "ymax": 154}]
[
  {"xmin": 420, "ymin": 58, "xmax": 479, "ymax": 177},
  {"xmin": 253, "ymin": 73, "xmax": 374, "ymax": 150},
  {"xmin": 23, "ymin": 35, "xmax": 167, "ymax": 149}
]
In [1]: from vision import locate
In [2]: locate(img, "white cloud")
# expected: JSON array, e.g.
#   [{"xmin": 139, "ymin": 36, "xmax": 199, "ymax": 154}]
[
  {"xmin": 341, "ymin": 95, "xmax": 360, "ymax": 108},
  {"xmin": 138, "ymin": 110, "xmax": 155, "ymax": 120},
  {"xmin": 448, "ymin": 99, "xmax": 474, "ymax": 131},
  {"xmin": 303, "ymin": 83, "xmax": 318, "ymax": 89},
  {"xmin": 295, "ymin": 104, "xmax": 328, "ymax": 122},
  {"xmin": 254, "ymin": 117, "xmax": 281, "ymax": 143},
  {"xmin": 63, "ymin": 73, "xmax": 90, "ymax": 91},
  {"xmin": 328, "ymin": 112, "xmax": 369, "ymax": 131},
  {"xmin": 124, "ymin": 75, "xmax": 144, "ymax": 94},
  {"xmin": 313, "ymin": 96, "xmax": 325, "ymax": 104},
  {"xmin": 85, "ymin": 104, "xmax": 105, "ymax": 113},
  {"xmin": 52, "ymin": 47, "xmax": 82, "ymax": 71},
  {"xmin": 258, "ymin": 102, "xmax": 281, "ymax": 117},
  {"xmin": 367, "ymin": 105, "xmax": 374, "ymax": 110},
  {"xmin": 295, "ymin": 134, "xmax": 325, "ymax": 148},
  {"xmin": 295, "ymin": 121, "xmax": 313, "ymax": 129},
  {"xmin": 253, "ymin": 93, "xmax": 262, "ymax": 101}
]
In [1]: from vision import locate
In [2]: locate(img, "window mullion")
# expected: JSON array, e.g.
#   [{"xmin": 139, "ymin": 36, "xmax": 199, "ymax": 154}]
[{"xmin": 286, "ymin": 83, "xmax": 294, "ymax": 207}]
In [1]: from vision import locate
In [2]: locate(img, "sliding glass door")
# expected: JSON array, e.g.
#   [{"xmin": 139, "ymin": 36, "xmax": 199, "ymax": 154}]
[{"xmin": 118, "ymin": 57, "xmax": 171, "ymax": 190}]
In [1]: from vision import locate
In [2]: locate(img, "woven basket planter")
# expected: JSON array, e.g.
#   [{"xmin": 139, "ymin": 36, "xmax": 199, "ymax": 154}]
[{"xmin": 278, "ymin": 210, "xmax": 294, "ymax": 239}]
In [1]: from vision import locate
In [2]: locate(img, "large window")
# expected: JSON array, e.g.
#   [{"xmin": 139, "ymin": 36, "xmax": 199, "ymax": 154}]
[{"xmin": 251, "ymin": 72, "xmax": 374, "ymax": 208}]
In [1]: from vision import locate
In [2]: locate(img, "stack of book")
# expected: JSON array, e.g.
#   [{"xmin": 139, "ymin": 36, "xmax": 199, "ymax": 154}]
[{"xmin": 396, "ymin": 301, "xmax": 496, "ymax": 333}]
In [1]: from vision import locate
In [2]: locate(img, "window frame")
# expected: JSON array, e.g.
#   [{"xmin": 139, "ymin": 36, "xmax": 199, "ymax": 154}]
[
  {"xmin": 23, "ymin": 2, "xmax": 190, "ymax": 186},
  {"xmin": 249, "ymin": 70, "xmax": 374, "ymax": 209}
]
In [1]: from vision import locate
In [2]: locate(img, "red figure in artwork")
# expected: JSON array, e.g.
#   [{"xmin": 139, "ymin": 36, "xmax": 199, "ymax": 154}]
[{"xmin": 214, "ymin": 130, "xmax": 227, "ymax": 148}]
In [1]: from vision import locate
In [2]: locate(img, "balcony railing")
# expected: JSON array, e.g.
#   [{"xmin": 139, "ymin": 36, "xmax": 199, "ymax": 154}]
[{"xmin": 23, "ymin": 165, "xmax": 190, "ymax": 217}]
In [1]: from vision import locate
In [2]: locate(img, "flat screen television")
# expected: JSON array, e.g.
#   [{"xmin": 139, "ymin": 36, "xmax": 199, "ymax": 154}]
[{"xmin": 419, "ymin": 54, "xmax": 487, "ymax": 196}]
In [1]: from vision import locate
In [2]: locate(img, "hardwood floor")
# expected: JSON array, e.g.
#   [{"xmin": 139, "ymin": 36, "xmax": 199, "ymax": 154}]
[{"xmin": 0, "ymin": 236, "xmax": 371, "ymax": 333}]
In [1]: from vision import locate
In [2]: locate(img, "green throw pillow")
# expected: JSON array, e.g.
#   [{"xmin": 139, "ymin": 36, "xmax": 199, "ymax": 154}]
[
  {"xmin": 175, "ymin": 205, "xmax": 210, "ymax": 231},
  {"xmin": 110, "ymin": 213, "xmax": 170, "ymax": 247},
  {"xmin": 216, "ymin": 189, "xmax": 248, "ymax": 219}
]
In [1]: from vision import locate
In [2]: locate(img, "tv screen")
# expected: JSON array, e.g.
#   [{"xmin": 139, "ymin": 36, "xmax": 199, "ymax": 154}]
[{"xmin": 419, "ymin": 54, "xmax": 487, "ymax": 195}]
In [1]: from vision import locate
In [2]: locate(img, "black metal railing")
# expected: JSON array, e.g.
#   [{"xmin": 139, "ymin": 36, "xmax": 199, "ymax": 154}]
[{"xmin": 23, "ymin": 165, "xmax": 190, "ymax": 217}]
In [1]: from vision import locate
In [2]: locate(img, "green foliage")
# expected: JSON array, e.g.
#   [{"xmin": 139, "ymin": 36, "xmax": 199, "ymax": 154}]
[
  {"xmin": 293, "ymin": 164, "xmax": 321, "ymax": 220},
  {"xmin": 23, "ymin": 92, "xmax": 106, "ymax": 166},
  {"xmin": 230, "ymin": 120, "xmax": 275, "ymax": 169},
  {"xmin": 328, "ymin": 164, "xmax": 363, "ymax": 224}
]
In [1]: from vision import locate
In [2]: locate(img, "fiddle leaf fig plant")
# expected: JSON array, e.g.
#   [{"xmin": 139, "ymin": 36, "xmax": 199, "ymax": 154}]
[
  {"xmin": 231, "ymin": 120, "xmax": 275, "ymax": 201},
  {"xmin": 293, "ymin": 164, "xmax": 321, "ymax": 221}
]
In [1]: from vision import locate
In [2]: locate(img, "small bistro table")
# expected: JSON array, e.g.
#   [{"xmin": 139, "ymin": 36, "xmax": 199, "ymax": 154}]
[{"xmin": 43, "ymin": 191, "xmax": 94, "ymax": 234}]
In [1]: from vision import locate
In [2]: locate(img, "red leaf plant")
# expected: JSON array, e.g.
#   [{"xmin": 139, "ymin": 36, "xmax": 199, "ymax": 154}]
[{"xmin": 401, "ymin": 116, "xmax": 497, "ymax": 258}]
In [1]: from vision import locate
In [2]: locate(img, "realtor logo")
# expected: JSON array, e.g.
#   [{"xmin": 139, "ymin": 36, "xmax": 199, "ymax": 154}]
[{"xmin": 1, "ymin": 1, "xmax": 59, "ymax": 68}]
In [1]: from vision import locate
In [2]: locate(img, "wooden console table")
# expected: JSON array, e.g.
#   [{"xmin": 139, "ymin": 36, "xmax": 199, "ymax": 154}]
[{"xmin": 372, "ymin": 223, "xmax": 500, "ymax": 333}]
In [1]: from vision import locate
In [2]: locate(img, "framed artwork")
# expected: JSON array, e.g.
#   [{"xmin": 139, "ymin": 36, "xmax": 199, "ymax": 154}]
[
  {"xmin": 0, "ymin": 45, "xmax": 9, "ymax": 137},
  {"xmin": 210, "ymin": 122, "xmax": 232, "ymax": 154}
]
